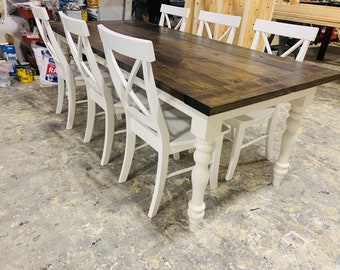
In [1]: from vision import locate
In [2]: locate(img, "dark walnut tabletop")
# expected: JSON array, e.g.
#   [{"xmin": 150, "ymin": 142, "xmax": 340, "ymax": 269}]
[{"xmin": 51, "ymin": 20, "xmax": 340, "ymax": 116}]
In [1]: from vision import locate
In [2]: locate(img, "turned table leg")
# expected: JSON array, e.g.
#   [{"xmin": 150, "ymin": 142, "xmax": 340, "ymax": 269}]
[
  {"xmin": 188, "ymin": 138, "xmax": 214, "ymax": 232},
  {"xmin": 273, "ymin": 89, "xmax": 316, "ymax": 186}
]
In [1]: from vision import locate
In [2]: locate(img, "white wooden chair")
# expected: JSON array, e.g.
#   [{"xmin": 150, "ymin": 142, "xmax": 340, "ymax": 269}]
[
  {"xmin": 220, "ymin": 19, "xmax": 319, "ymax": 182},
  {"xmin": 196, "ymin": 10, "xmax": 241, "ymax": 44},
  {"xmin": 59, "ymin": 12, "xmax": 125, "ymax": 166},
  {"xmin": 158, "ymin": 4, "xmax": 190, "ymax": 32},
  {"xmin": 251, "ymin": 19, "xmax": 319, "ymax": 61},
  {"xmin": 98, "ymin": 24, "xmax": 224, "ymax": 217},
  {"xmin": 31, "ymin": 5, "xmax": 84, "ymax": 130}
]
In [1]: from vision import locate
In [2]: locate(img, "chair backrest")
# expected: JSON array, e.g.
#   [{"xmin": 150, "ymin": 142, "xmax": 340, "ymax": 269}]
[
  {"xmin": 58, "ymin": 11, "xmax": 108, "ymax": 100},
  {"xmin": 158, "ymin": 4, "xmax": 190, "ymax": 32},
  {"xmin": 251, "ymin": 19, "xmax": 319, "ymax": 62},
  {"xmin": 196, "ymin": 10, "xmax": 241, "ymax": 44},
  {"xmin": 30, "ymin": 5, "xmax": 69, "ymax": 79},
  {"xmin": 98, "ymin": 24, "xmax": 170, "ymax": 144}
]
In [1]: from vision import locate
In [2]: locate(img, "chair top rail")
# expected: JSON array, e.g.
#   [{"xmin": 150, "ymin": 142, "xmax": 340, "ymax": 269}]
[
  {"xmin": 159, "ymin": 4, "xmax": 190, "ymax": 31},
  {"xmin": 160, "ymin": 4, "xmax": 190, "ymax": 18},
  {"xmin": 253, "ymin": 19, "xmax": 319, "ymax": 42},
  {"xmin": 198, "ymin": 10, "xmax": 241, "ymax": 28},
  {"xmin": 196, "ymin": 10, "xmax": 241, "ymax": 43}
]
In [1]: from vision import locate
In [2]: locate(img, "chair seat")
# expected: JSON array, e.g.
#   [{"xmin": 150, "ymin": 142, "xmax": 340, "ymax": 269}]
[{"xmin": 162, "ymin": 103, "xmax": 195, "ymax": 151}]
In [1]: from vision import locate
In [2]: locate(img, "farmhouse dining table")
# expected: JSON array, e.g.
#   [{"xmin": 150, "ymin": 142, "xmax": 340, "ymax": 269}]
[{"xmin": 51, "ymin": 20, "xmax": 340, "ymax": 231}]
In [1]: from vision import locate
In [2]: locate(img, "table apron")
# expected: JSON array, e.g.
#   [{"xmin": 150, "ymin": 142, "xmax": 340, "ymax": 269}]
[{"xmin": 160, "ymin": 87, "xmax": 318, "ymax": 142}]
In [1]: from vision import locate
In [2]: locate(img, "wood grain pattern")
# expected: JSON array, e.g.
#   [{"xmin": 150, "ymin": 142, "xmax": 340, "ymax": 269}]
[
  {"xmin": 184, "ymin": 0, "xmax": 275, "ymax": 47},
  {"xmin": 273, "ymin": 3, "xmax": 340, "ymax": 28},
  {"xmin": 51, "ymin": 20, "xmax": 340, "ymax": 116},
  {"xmin": 237, "ymin": 0, "xmax": 275, "ymax": 47}
]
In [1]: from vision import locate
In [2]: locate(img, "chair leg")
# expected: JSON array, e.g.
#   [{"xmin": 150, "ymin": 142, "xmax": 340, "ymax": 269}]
[
  {"xmin": 209, "ymin": 134, "xmax": 224, "ymax": 189},
  {"xmin": 225, "ymin": 124, "xmax": 245, "ymax": 181},
  {"xmin": 148, "ymin": 151, "xmax": 169, "ymax": 218},
  {"xmin": 101, "ymin": 108, "xmax": 115, "ymax": 166},
  {"xmin": 230, "ymin": 126, "xmax": 235, "ymax": 140},
  {"xmin": 84, "ymin": 99, "xmax": 96, "ymax": 143},
  {"xmin": 173, "ymin": 152, "xmax": 180, "ymax": 160},
  {"xmin": 118, "ymin": 127, "xmax": 136, "ymax": 183},
  {"xmin": 116, "ymin": 113, "xmax": 123, "ymax": 120},
  {"xmin": 65, "ymin": 81, "xmax": 76, "ymax": 130},
  {"xmin": 56, "ymin": 77, "xmax": 65, "ymax": 114},
  {"xmin": 265, "ymin": 105, "xmax": 279, "ymax": 160}
]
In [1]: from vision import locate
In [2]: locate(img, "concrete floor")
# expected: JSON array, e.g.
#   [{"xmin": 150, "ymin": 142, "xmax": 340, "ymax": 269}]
[{"xmin": 0, "ymin": 44, "xmax": 339, "ymax": 269}]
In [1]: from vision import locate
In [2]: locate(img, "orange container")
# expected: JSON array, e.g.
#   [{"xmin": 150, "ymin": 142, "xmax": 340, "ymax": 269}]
[{"xmin": 87, "ymin": 0, "xmax": 99, "ymax": 7}]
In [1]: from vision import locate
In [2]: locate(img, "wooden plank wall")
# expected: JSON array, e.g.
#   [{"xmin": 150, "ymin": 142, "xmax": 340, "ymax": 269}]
[{"xmin": 184, "ymin": 0, "xmax": 275, "ymax": 48}]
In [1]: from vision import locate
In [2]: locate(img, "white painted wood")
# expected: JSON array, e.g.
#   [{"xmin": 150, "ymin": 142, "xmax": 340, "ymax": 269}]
[
  {"xmin": 251, "ymin": 19, "xmax": 319, "ymax": 62},
  {"xmin": 98, "ymin": 24, "xmax": 224, "ymax": 218},
  {"xmin": 59, "ymin": 11, "xmax": 125, "ymax": 166},
  {"xmin": 31, "ymin": 5, "xmax": 86, "ymax": 130},
  {"xmin": 48, "ymin": 19, "xmax": 328, "ymax": 231},
  {"xmin": 196, "ymin": 10, "xmax": 241, "ymax": 44},
  {"xmin": 220, "ymin": 19, "xmax": 319, "ymax": 183},
  {"xmin": 273, "ymin": 87, "xmax": 317, "ymax": 186},
  {"xmin": 158, "ymin": 4, "xmax": 190, "ymax": 32},
  {"xmin": 51, "ymin": 21, "xmax": 322, "ymax": 230}
]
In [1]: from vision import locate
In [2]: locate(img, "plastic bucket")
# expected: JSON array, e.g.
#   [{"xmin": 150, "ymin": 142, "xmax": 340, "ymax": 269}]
[{"xmin": 0, "ymin": 72, "xmax": 11, "ymax": 87}]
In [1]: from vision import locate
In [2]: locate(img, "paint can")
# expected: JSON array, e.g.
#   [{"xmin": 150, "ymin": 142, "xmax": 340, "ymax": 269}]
[
  {"xmin": 0, "ymin": 60, "xmax": 12, "ymax": 87},
  {"xmin": 16, "ymin": 62, "xmax": 33, "ymax": 83},
  {"xmin": 87, "ymin": 7, "xmax": 99, "ymax": 21},
  {"xmin": 86, "ymin": 0, "xmax": 99, "ymax": 7},
  {"xmin": 81, "ymin": 5, "xmax": 88, "ymax": 21}
]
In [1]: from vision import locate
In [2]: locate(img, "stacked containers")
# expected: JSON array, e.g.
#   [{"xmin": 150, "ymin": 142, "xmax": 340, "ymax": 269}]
[{"xmin": 87, "ymin": 0, "xmax": 99, "ymax": 21}]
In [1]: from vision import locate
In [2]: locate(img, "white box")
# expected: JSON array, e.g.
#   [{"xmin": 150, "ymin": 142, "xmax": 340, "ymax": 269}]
[
  {"xmin": 99, "ymin": 0, "xmax": 124, "ymax": 21},
  {"xmin": 87, "ymin": 0, "xmax": 124, "ymax": 21},
  {"xmin": 66, "ymin": 10, "xmax": 82, "ymax": 20}
]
